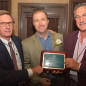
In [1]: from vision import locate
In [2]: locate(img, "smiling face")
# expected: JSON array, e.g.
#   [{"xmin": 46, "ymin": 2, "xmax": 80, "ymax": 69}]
[
  {"xmin": 33, "ymin": 11, "xmax": 49, "ymax": 35},
  {"xmin": 0, "ymin": 14, "xmax": 13, "ymax": 40},
  {"xmin": 75, "ymin": 6, "xmax": 86, "ymax": 32}
]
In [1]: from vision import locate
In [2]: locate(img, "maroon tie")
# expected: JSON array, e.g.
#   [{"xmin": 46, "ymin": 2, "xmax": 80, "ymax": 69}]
[{"xmin": 8, "ymin": 41, "xmax": 18, "ymax": 70}]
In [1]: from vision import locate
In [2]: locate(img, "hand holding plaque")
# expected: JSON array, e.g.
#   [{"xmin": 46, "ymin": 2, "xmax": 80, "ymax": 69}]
[{"xmin": 40, "ymin": 50, "xmax": 67, "ymax": 72}]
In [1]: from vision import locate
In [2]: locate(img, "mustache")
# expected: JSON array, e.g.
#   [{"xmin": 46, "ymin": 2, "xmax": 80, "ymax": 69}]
[{"xmin": 79, "ymin": 22, "xmax": 86, "ymax": 25}]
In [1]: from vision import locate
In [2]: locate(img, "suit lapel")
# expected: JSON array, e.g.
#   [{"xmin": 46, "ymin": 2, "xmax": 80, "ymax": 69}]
[
  {"xmin": 66, "ymin": 31, "xmax": 79, "ymax": 58},
  {"xmin": 71, "ymin": 32, "xmax": 78, "ymax": 57},
  {"xmin": 33, "ymin": 33, "xmax": 43, "ymax": 52},
  {"xmin": 50, "ymin": 33, "xmax": 56, "ymax": 50},
  {"xmin": 12, "ymin": 37, "xmax": 24, "ymax": 68},
  {"xmin": 50, "ymin": 32, "xmax": 62, "ymax": 51},
  {"xmin": 12, "ymin": 37, "xmax": 19, "ymax": 52},
  {"xmin": 12, "ymin": 36, "xmax": 22, "ymax": 58},
  {"xmin": 0, "ymin": 39, "xmax": 14, "ymax": 69},
  {"xmin": 71, "ymin": 31, "xmax": 86, "ymax": 62}
]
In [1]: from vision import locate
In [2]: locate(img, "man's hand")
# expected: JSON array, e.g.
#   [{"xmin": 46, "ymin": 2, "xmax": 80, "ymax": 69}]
[
  {"xmin": 40, "ymin": 78, "xmax": 51, "ymax": 86},
  {"xmin": 51, "ymin": 70, "xmax": 62, "ymax": 74},
  {"xmin": 46, "ymin": 70, "xmax": 62, "ymax": 74},
  {"xmin": 32, "ymin": 65, "xmax": 43, "ymax": 74},
  {"xmin": 48, "ymin": 29, "xmax": 56, "ymax": 33},
  {"xmin": 65, "ymin": 58, "xmax": 80, "ymax": 71}
]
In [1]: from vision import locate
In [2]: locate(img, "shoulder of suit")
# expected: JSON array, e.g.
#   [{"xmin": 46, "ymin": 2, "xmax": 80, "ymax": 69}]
[
  {"xmin": 11, "ymin": 36, "xmax": 21, "ymax": 40},
  {"xmin": 66, "ymin": 30, "xmax": 79, "ymax": 38},
  {"xmin": 22, "ymin": 34, "xmax": 36, "ymax": 43},
  {"xmin": 50, "ymin": 32, "xmax": 63, "ymax": 38}
]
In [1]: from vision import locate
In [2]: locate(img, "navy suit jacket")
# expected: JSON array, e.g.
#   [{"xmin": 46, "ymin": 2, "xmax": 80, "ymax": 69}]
[
  {"xmin": 0, "ymin": 36, "xmax": 29, "ymax": 86},
  {"xmin": 64, "ymin": 30, "xmax": 86, "ymax": 86}
]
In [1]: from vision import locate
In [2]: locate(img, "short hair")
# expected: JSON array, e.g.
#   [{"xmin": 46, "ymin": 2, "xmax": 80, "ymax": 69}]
[
  {"xmin": 74, "ymin": 3, "xmax": 86, "ymax": 17},
  {"xmin": 0, "ymin": 10, "xmax": 14, "ymax": 22},
  {"xmin": 32, "ymin": 9, "xmax": 48, "ymax": 19}
]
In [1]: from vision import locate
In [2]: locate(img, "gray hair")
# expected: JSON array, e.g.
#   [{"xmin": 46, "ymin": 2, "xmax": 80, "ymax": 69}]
[
  {"xmin": 74, "ymin": 3, "xmax": 86, "ymax": 17},
  {"xmin": 0, "ymin": 10, "xmax": 14, "ymax": 22}
]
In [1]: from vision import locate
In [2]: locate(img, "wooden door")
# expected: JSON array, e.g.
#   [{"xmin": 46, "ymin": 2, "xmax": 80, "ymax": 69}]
[{"xmin": 0, "ymin": 0, "xmax": 11, "ymax": 12}]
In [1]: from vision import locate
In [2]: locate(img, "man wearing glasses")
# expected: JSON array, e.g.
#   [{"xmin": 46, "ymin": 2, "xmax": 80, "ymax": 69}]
[{"xmin": 0, "ymin": 10, "xmax": 43, "ymax": 86}]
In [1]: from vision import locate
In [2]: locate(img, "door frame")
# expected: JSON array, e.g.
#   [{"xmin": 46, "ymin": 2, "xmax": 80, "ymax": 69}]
[{"xmin": 18, "ymin": 3, "xmax": 68, "ymax": 40}]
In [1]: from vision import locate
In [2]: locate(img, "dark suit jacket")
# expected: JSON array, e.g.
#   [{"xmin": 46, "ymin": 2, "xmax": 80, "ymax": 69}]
[
  {"xmin": 0, "ymin": 36, "xmax": 29, "ymax": 86},
  {"xmin": 64, "ymin": 30, "xmax": 86, "ymax": 86}
]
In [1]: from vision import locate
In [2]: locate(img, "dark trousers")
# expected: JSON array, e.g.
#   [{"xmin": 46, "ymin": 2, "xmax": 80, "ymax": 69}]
[
  {"xmin": 51, "ymin": 74, "xmax": 65, "ymax": 86},
  {"xmin": 68, "ymin": 78, "xmax": 78, "ymax": 86}
]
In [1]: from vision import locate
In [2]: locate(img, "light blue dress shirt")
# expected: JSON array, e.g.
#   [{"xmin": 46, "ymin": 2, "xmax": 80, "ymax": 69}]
[
  {"xmin": 37, "ymin": 31, "xmax": 56, "ymax": 79},
  {"xmin": 37, "ymin": 31, "xmax": 52, "ymax": 50}
]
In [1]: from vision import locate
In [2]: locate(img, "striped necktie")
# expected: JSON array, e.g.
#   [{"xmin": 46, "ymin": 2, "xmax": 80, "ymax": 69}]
[{"xmin": 8, "ymin": 41, "xmax": 18, "ymax": 70}]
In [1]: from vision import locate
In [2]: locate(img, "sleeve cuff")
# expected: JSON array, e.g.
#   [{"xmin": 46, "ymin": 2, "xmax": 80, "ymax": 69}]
[{"xmin": 27, "ymin": 69, "xmax": 33, "ymax": 77}]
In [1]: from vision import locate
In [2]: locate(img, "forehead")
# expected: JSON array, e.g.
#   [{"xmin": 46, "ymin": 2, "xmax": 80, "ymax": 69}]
[
  {"xmin": 75, "ymin": 6, "xmax": 86, "ymax": 15},
  {"xmin": 0, "ymin": 14, "xmax": 12, "ymax": 21},
  {"xmin": 33, "ymin": 11, "xmax": 47, "ymax": 18}
]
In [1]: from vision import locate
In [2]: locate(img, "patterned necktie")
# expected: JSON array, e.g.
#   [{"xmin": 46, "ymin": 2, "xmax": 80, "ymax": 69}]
[{"xmin": 8, "ymin": 41, "xmax": 18, "ymax": 70}]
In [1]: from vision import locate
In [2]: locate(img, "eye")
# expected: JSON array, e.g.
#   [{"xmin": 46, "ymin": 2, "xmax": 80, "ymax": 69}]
[
  {"xmin": 42, "ymin": 18, "xmax": 46, "ymax": 21},
  {"xmin": 75, "ymin": 15, "xmax": 80, "ymax": 19},
  {"xmin": 1, "ymin": 22, "xmax": 6, "ymax": 25},
  {"xmin": 9, "ymin": 22, "xmax": 13, "ymax": 25},
  {"xmin": 34, "ymin": 20, "xmax": 39, "ymax": 22},
  {"xmin": 83, "ymin": 13, "xmax": 86, "ymax": 17}
]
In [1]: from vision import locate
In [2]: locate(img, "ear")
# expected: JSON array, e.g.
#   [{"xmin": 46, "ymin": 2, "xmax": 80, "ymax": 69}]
[
  {"xmin": 32, "ymin": 21, "xmax": 34, "ymax": 26},
  {"xmin": 48, "ymin": 19, "xmax": 49, "ymax": 24}
]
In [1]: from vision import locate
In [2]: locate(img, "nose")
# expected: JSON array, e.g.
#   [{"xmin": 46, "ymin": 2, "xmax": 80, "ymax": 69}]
[
  {"xmin": 6, "ymin": 24, "xmax": 10, "ymax": 28},
  {"xmin": 79, "ymin": 16, "xmax": 84, "ymax": 22},
  {"xmin": 39, "ymin": 20, "xmax": 42, "ymax": 25},
  {"xmin": 5, "ymin": 23, "xmax": 11, "ymax": 28}
]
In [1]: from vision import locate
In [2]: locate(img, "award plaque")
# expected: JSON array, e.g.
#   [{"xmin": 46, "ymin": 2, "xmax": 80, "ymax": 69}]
[{"xmin": 40, "ymin": 50, "xmax": 67, "ymax": 72}]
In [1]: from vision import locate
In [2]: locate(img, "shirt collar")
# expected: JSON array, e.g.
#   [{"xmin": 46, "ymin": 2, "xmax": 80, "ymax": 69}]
[
  {"xmin": 37, "ymin": 31, "xmax": 50, "ymax": 39},
  {"xmin": 78, "ymin": 31, "xmax": 81, "ymax": 40},
  {"xmin": 78, "ymin": 31, "xmax": 86, "ymax": 41},
  {"xmin": 0, "ymin": 37, "xmax": 12, "ymax": 45}
]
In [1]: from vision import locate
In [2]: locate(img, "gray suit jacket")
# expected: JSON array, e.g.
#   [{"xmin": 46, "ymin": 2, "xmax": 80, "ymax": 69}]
[{"xmin": 22, "ymin": 32, "xmax": 63, "ymax": 85}]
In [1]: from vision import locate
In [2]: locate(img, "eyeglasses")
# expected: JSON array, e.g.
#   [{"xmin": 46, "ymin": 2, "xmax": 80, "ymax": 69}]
[{"xmin": 0, "ymin": 22, "xmax": 15, "ymax": 27}]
